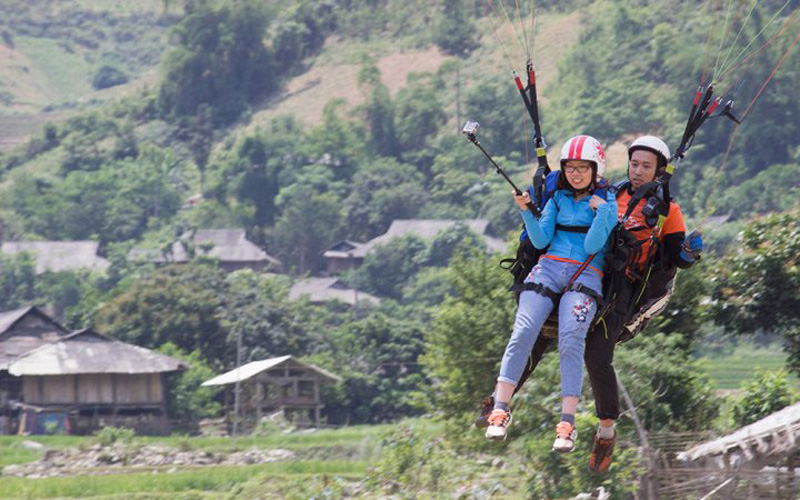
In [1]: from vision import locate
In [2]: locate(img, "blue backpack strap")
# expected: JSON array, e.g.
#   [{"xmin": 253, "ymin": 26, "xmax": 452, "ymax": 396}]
[
  {"xmin": 610, "ymin": 179, "xmax": 630, "ymax": 195},
  {"xmin": 544, "ymin": 171, "xmax": 560, "ymax": 201},
  {"xmin": 593, "ymin": 178, "xmax": 610, "ymax": 200}
]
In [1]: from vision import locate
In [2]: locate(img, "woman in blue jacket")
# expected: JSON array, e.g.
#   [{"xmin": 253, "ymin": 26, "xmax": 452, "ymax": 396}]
[{"xmin": 485, "ymin": 135, "xmax": 618, "ymax": 453}]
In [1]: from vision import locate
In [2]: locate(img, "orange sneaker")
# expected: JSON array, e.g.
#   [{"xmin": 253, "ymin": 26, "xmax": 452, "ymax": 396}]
[
  {"xmin": 552, "ymin": 421, "xmax": 577, "ymax": 452},
  {"xmin": 588, "ymin": 431, "xmax": 616, "ymax": 474},
  {"xmin": 485, "ymin": 409, "xmax": 512, "ymax": 440}
]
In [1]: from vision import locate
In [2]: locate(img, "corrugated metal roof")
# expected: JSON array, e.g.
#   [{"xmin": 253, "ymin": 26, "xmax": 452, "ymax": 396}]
[
  {"xmin": 1, "ymin": 241, "xmax": 109, "ymax": 274},
  {"xmin": 202, "ymin": 355, "xmax": 341, "ymax": 386},
  {"xmin": 7, "ymin": 329, "xmax": 188, "ymax": 376}
]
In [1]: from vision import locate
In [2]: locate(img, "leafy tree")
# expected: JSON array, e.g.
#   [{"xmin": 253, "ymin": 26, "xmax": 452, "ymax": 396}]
[
  {"xmin": 158, "ymin": 342, "xmax": 223, "ymax": 421},
  {"xmin": 354, "ymin": 235, "xmax": 428, "ymax": 300},
  {"xmin": 358, "ymin": 62, "xmax": 399, "ymax": 157},
  {"xmin": 730, "ymin": 370, "xmax": 796, "ymax": 427},
  {"xmin": 422, "ymin": 251, "xmax": 517, "ymax": 418},
  {"xmin": 158, "ymin": 1, "xmax": 273, "ymax": 124},
  {"xmin": 342, "ymin": 157, "xmax": 429, "ymax": 241},
  {"xmin": 710, "ymin": 209, "xmax": 800, "ymax": 370},
  {"xmin": 433, "ymin": 0, "xmax": 478, "ymax": 56},
  {"xmin": 219, "ymin": 270, "xmax": 321, "ymax": 363},
  {"xmin": 394, "ymin": 73, "xmax": 448, "ymax": 166},
  {"xmin": 463, "ymin": 79, "xmax": 524, "ymax": 158},
  {"xmin": 0, "ymin": 253, "xmax": 37, "ymax": 311},
  {"xmin": 305, "ymin": 100, "xmax": 367, "ymax": 182},
  {"xmin": 312, "ymin": 311, "xmax": 426, "ymax": 424},
  {"xmin": 272, "ymin": 186, "xmax": 343, "ymax": 274},
  {"xmin": 93, "ymin": 263, "xmax": 229, "ymax": 367},
  {"xmin": 416, "ymin": 223, "xmax": 484, "ymax": 268}
]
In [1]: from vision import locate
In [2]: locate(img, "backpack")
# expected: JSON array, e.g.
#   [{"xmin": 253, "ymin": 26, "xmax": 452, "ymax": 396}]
[{"xmin": 597, "ymin": 180, "xmax": 678, "ymax": 343}]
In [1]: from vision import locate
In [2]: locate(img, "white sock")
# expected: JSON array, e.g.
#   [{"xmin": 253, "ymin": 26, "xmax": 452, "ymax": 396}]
[{"xmin": 598, "ymin": 423, "xmax": 615, "ymax": 439}]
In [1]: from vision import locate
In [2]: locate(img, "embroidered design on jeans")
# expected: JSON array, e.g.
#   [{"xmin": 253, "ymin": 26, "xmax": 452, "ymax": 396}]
[
  {"xmin": 572, "ymin": 299, "xmax": 592, "ymax": 323},
  {"xmin": 526, "ymin": 264, "xmax": 543, "ymax": 282}
]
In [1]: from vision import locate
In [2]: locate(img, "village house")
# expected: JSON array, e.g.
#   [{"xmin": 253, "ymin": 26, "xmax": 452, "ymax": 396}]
[
  {"xmin": 202, "ymin": 355, "xmax": 341, "ymax": 429},
  {"xmin": 128, "ymin": 229, "xmax": 281, "ymax": 273},
  {"xmin": 0, "ymin": 307, "xmax": 186, "ymax": 435},
  {"xmin": 322, "ymin": 219, "xmax": 507, "ymax": 274},
  {"xmin": 0, "ymin": 241, "xmax": 110, "ymax": 274},
  {"xmin": 289, "ymin": 277, "xmax": 380, "ymax": 307}
]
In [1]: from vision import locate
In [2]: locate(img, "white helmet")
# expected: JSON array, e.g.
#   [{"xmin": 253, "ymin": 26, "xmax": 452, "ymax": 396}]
[
  {"xmin": 628, "ymin": 136, "xmax": 670, "ymax": 169},
  {"xmin": 560, "ymin": 135, "xmax": 606, "ymax": 177}
]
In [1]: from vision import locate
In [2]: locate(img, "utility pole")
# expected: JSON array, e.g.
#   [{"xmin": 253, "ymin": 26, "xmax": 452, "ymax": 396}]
[{"xmin": 232, "ymin": 328, "xmax": 242, "ymax": 438}]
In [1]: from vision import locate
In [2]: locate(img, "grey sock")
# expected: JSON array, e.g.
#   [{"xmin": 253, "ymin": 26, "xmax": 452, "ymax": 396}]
[
  {"xmin": 494, "ymin": 401, "xmax": 509, "ymax": 412},
  {"xmin": 598, "ymin": 423, "xmax": 615, "ymax": 439},
  {"xmin": 560, "ymin": 413, "xmax": 575, "ymax": 426}
]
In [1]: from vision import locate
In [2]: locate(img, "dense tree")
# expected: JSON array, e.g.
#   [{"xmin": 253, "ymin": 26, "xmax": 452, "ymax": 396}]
[
  {"xmin": 433, "ymin": 0, "xmax": 478, "ymax": 56},
  {"xmin": 354, "ymin": 235, "xmax": 427, "ymax": 300},
  {"xmin": 710, "ymin": 208, "xmax": 800, "ymax": 370},
  {"xmin": 342, "ymin": 157, "xmax": 429, "ymax": 241},
  {"xmin": 311, "ymin": 311, "xmax": 426, "ymax": 424},
  {"xmin": 158, "ymin": 343, "xmax": 223, "ymax": 421},
  {"xmin": 272, "ymin": 185, "xmax": 343, "ymax": 274},
  {"xmin": 158, "ymin": 2, "xmax": 273, "ymax": 124},
  {"xmin": 358, "ymin": 61, "xmax": 399, "ymax": 158},
  {"xmin": 730, "ymin": 370, "xmax": 796, "ymax": 427},
  {"xmin": 93, "ymin": 263, "xmax": 230, "ymax": 367}
]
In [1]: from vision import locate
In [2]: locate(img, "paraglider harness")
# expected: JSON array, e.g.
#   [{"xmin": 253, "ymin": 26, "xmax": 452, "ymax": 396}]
[{"xmin": 597, "ymin": 83, "xmax": 741, "ymax": 342}]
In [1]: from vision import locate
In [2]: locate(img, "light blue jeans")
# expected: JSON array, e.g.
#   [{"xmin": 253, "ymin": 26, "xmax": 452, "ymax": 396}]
[{"xmin": 497, "ymin": 257, "xmax": 602, "ymax": 397}]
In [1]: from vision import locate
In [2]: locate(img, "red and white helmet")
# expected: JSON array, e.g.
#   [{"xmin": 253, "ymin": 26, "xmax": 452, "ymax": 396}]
[{"xmin": 560, "ymin": 135, "xmax": 606, "ymax": 177}]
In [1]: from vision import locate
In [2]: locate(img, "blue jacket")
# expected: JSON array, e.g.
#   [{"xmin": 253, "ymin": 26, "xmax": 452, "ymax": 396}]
[{"xmin": 520, "ymin": 189, "xmax": 618, "ymax": 273}]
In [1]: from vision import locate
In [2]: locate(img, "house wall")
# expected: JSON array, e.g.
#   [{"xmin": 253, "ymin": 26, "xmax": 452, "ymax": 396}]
[
  {"xmin": 325, "ymin": 257, "xmax": 361, "ymax": 275},
  {"xmin": 23, "ymin": 373, "xmax": 164, "ymax": 406}
]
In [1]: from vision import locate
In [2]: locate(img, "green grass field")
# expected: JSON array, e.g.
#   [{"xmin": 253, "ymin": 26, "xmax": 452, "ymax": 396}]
[
  {"xmin": 0, "ymin": 461, "xmax": 366, "ymax": 499},
  {"xmin": 0, "ymin": 422, "xmax": 426, "ymax": 499},
  {"xmin": 696, "ymin": 342, "xmax": 796, "ymax": 390}
]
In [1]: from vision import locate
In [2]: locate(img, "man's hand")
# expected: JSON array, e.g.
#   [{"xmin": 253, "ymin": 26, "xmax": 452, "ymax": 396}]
[
  {"xmin": 680, "ymin": 229, "xmax": 703, "ymax": 262},
  {"xmin": 514, "ymin": 190, "xmax": 532, "ymax": 211}
]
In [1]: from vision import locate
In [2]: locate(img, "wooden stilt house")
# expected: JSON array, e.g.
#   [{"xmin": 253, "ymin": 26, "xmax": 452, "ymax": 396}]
[{"xmin": 202, "ymin": 355, "xmax": 341, "ymax": 429}]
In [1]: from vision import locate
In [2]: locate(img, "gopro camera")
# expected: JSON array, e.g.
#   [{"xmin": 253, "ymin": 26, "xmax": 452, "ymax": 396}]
[{"xmin": 462, "ymin": 120, "xmax": 480, "ymax": 136}]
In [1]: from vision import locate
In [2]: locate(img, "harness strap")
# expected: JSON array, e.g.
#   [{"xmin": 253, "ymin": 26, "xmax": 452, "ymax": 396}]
[
  {"xmin": 556, "ymin": 224, "xmax": 590, "ymax": 233},
  {"xmin": 565, "ymin": 282, "xmax": 602, "ymax": 305},
  {"xmin": 510, "ymin": 282, "xmax": 561, "ymax": 304}
]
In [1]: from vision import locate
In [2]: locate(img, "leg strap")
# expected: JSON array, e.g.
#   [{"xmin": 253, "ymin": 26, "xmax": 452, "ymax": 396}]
[
  {"xmin": 565, "ymin": 282, "xmax": 602, "ymax": 305},
  {"xmin": 510, "ymin": 282, "xmax": 561, "ymax": 304}
]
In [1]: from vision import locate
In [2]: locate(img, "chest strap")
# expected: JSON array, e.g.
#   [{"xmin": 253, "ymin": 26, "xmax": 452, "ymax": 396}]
[{"xmin": 556, "ymin": 224, "xmax": 590, "ymax": 233}]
